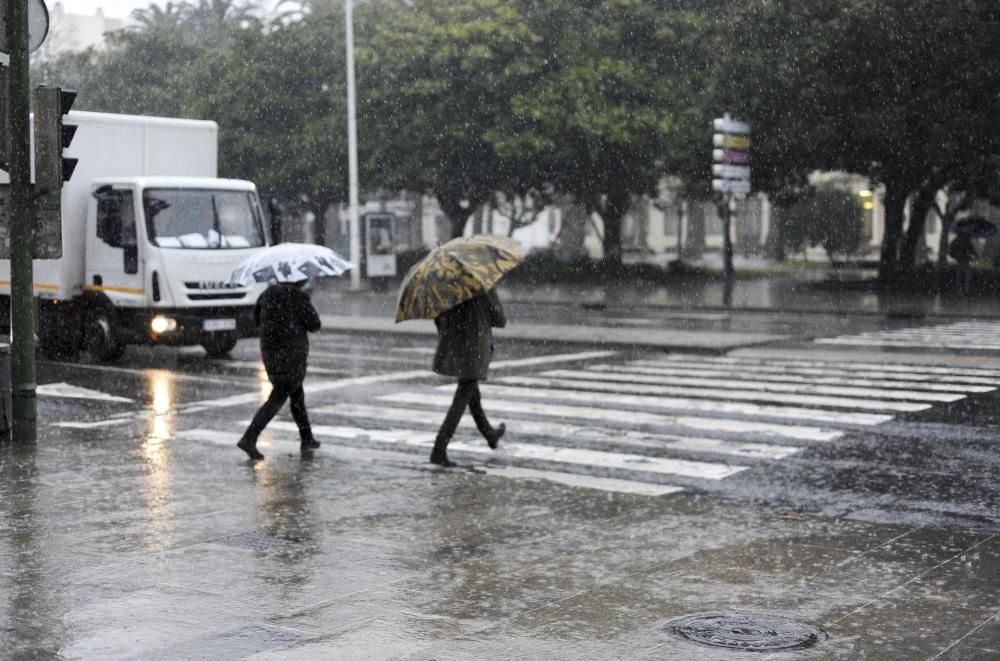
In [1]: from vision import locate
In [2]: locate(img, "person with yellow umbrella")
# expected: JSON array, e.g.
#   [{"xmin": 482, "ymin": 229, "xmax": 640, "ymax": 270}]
[{"xmin": 396, "ymin": 235, "xmax": 522, "ymax": 467}]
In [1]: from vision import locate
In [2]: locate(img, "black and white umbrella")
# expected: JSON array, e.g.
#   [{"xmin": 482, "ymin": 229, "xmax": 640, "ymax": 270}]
[{"xmin": 229, "ymin": 243, "xmax": 353, "ymax": 286}]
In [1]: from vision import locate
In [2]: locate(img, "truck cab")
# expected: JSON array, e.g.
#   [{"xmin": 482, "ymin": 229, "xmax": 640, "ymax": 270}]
[
  {"xmin": 0, "ymin": 111, "xmax": 273, "ymax": 361},
  {"xmin": 57, "ymin": 176, "xmax": 269, "ymax": 360}
]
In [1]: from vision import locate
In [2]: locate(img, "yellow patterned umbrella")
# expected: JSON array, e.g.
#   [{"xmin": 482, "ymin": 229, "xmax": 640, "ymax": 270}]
[{"xmin": 396, "ymin": 235, "xmax": 522, "ymax": 322}]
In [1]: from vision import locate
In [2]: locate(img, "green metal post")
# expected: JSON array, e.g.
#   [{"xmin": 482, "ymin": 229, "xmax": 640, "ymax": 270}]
[{"xmin": 6, "ymin": 0, "xmax": 37, "ymax": 442}]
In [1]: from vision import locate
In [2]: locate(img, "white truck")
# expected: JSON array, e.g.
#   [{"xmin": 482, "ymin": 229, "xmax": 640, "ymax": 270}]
[{"xmin": 0, "ymin": 111, "xmax": 270, "ymax": 360}]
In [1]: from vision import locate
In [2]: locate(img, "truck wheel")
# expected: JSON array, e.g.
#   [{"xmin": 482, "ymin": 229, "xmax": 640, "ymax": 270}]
[
  {"xmin": 38, "ymin": 304, "xmax": 82, "ymax": 361},
  {"xmin": 85, "ymin": 309, "xmax": 126, "ymax": 362},
  {"xmin": 202, "ymin": 333, "xmax": 238, "ymax": 358}
]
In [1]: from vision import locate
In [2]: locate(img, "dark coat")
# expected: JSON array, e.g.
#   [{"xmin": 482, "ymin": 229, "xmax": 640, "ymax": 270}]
[
  {"xmin": 255, "ymin": 282, "xmax": 321, "ymax": 387},
  {"xmin": 949, "ymin": 233, "xmax": 977, "ymax": 264},
  {"xmin": 433, "ymin": 288, "xmax": 506, "ymax": 380}
]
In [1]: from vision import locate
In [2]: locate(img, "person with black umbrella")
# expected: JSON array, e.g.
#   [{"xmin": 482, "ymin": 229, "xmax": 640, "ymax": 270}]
[
  {"xmin": 949, "ymin": 225, "xmax": 979, "ymax": 297},
  {"xmin": 237, "ymin": 277, "xmax": 322, "ymax": 460}
]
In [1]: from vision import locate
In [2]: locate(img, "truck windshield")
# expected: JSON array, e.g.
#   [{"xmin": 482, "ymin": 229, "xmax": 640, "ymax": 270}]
[{"xmin": 142, "ymin": 188, "xmax": 266, "ymax": 249}]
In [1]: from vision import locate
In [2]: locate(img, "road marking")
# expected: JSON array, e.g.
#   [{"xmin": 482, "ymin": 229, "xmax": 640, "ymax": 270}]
[
  {"xmin": 630, "ymin": 359, "xmax": 1000, "ymax": 386},
  {"xmin": 171, "ymin": 369, "xmax": 437, "ymax": 413},
  {"xmin": 54, "ymin": 418, "xmax": 134, "ymax": 429},
  {"xmin": 817, "ymin": 322, "xmax": 1000, "ymax": 352},
  {"xmin": 499, "ymin": 374, "xmax": 933, "ymax": 412},
  {"xmin": 37, "ymin": 382, "xmax": 133, "ymax": 403},
  {"xmin": 313, "ymin": 402, "xmax": 801, "ymax": 459},
  {"xmin": 463, "ymin": 384, "xmax": 894, "ymax": 426},
  {"xmin": 37, "ymin": 363, "xmax": 259, "ymax": 387},
  {"xmin": 175, "ymin": 428, "xmax": 685, "ymax": 496},
  {"xmin": 541, "ymin": 369, "xmax": 963, "ymax": 403},
  {"xmin": 489, "ymin": 350, "xmax": 619, "ymax": 369},
  {"xmin": 474, "ymin": 465, "xmax": 684, "ymax": 496},
  {"xmin": 381, "ymin": 392, "xmax": 843, "ymax": 442},
  {"xmin": 258, "ymin": 421, "xmax": 745, "ymax": 480},
  {"xmin": 652, "ymin": 355, "xmax": 1000, "ymax": 379},
  {"xmin": 219, "ymin": 350, "xmax": 617, "ymax": 378},
  {"xmin": 588, "ymin": 364, "xmax": 995, "ymax": 394}
]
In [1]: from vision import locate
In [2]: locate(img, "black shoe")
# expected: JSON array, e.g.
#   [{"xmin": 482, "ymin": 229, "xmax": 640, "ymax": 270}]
[
  {"xmin": 301, "ymin": 437, "xmax": 321, "ymax": 451},
  {"xmin": 237, "ymin": 436, "xmax": 264, "ymax": 461},
  {"xmin": 430, "ymin": 447, "xmax": 457, "ymax": 467},
  {"xmin": 486, "ymin": 423, "xmax": 506, "ymax": 450}
]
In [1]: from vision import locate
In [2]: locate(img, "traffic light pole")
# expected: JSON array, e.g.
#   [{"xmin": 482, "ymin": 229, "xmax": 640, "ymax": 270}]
[{"xmin": 5, "ymin": 0, "xmax": 37, "ymax": 442}]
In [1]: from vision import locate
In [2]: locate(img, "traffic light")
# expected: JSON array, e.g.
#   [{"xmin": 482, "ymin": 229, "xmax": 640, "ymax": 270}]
[{"xmin": 32, "ymin": 85, "xmax": 77, "ymax": 191}]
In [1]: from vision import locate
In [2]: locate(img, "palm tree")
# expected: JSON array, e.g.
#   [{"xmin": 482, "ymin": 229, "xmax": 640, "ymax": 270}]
[{"xmin": 129, "ymin": 2, "xmax": 186, "ymax": 31}]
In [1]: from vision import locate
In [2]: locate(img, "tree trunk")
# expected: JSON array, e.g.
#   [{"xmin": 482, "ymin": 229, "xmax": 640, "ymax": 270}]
[
  {"xmin": 598, "ymin": 190, "xmax": 630, "ymax": 270},
  {"xmin": 936, "ymin": 192, "xmax": 971, "ymax": 270},
  {"xmin": 555, "ymin": 198, "xmax": 587, "ymax": 256},
  {"xmin": 313, "ymin": 205, "xmax": 327, "ymax": 246},
  {"xmin": 437, "ymin": 195, "xmax": 474, "ymax": 239},
  {"xmin": 899, "ymin": 187, "xmax": 934, "ymax": 269},
  {"xmin": 878, "ymin": 185, "xmax": 908, "ymax": 281},
  {"xmin": 684, "ymin": 200, "xmax": 706, "ymax": 260}
]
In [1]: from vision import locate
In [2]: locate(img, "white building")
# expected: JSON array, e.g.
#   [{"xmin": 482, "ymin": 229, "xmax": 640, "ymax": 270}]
[{"xmin": 32, "ymin": 4, "xmax": 125, "ymax": 61}]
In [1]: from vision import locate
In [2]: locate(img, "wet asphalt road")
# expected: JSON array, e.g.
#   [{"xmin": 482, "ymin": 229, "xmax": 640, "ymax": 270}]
[
  {"xmin": 34, "ymin": 315, "xmax": 1000, "ymax": 532},
  {"xmin": 7, "ymin": 310, "xmax": 1000, "ymax": 658}
]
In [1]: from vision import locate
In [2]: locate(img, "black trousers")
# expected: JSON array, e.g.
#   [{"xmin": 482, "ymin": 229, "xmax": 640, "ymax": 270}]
[
  {"xmin": 243, "ymin": 382, "xmax": 313, "ymax": 442},
  {"xmin": 436, "ymin": 378, "xmax": 492, "ymax": 444}
]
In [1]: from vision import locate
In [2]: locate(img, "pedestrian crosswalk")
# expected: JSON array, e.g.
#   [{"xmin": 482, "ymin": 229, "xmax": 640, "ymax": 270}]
[
  {"xmin": 186, "ymin": 351, "xmax": 991, "ymax": 498},
  {"xmin": 816, "ymin": 320, "xmax": 1000, "ymax": 351}
]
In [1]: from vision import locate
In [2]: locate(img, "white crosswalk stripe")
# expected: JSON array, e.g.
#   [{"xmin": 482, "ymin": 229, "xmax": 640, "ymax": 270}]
[
  {"xmin": 587, "ymin": 364, "xmax": 995, "ymax": 394},
  {"xmin": 314, "ymin": 403, "xmax": 802, "ymax": 460},
  {"xmin": 175, "ymin": 350, "xmax": 988, "ymax": 499},
  {"xmin": 493, "ymin": 375, "xmax": 934, "ymax": 412},
  {"xmin": 815, "ymin": 321, "xmax": 1000, "ymax": 351}
]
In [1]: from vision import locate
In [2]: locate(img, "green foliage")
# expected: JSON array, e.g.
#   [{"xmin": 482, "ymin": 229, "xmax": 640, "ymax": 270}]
[
  {"xmin": 30, "ymin": 0, "xmax": 1000, "ymax": 277},
  {"xmin": 780, "ymin": 190, "xmax": 864, "ymax": 261}
]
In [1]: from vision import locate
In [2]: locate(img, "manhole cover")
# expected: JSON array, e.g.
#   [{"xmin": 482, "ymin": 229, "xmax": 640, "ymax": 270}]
[
  {"xmin": 211, "ymin": 530, "xmax": 298, "ymax": 550},
  {"xmin": 664, "ymin": 611, "xmax": 827, "ymax": 652}
]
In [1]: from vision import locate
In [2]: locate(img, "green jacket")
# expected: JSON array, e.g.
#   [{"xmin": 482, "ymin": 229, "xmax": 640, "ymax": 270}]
[{"xmin": 433, "ymin": 289, "xmax": 506, "ymax": 380}]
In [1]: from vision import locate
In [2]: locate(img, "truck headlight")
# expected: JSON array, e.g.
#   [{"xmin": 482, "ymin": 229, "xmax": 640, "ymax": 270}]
[{"xmin": 151, "ymin": 316, "xmax": 177, "ymax": 334}]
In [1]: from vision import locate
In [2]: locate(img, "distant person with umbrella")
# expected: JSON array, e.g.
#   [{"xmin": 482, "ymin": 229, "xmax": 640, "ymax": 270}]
[
  {"xmin": 396, "ymin": 235, "xmax": 522, "ymax": 467},
  {"xmin": 230, "ymin": 243, "xmax": 352, "ymax": 460},
  {"xmin": 949, "ymin": 217, "xmax": 994, "ymax": 297}
]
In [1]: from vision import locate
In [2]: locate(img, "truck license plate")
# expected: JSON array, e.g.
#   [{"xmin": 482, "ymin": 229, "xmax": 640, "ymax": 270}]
[{"xmin": 203, "ymin": 318, "xmax": 236, "ymax": 332}]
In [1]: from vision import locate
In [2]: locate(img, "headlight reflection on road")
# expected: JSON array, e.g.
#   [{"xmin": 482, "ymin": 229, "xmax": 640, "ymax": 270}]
[{"xmin": 142, "ymin": 370, "xmax": 177, "ymax": 549}]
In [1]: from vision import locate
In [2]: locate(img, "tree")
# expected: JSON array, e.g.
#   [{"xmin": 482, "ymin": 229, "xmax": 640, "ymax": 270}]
[
  {"xmin": 510, "ymin": 0, "xmax": 692, "ymax": 269},
  {"xmin": 781, "ymin": 189, "xmax": 863, "ymax": 262},
  {"xmin": 361, "ymin": 0, "xmax": 541, "ymax": 239},
  {"xmin": 180, "ymin": 6, "xmax": 360, "ymax": 240},
  {"xmin": 716, "ymin": 0, "xmax": 1000, "ymax": 280}
]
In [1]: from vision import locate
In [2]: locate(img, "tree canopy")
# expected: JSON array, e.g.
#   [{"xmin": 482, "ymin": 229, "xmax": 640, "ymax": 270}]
[{"xmin": 30, "ymin": 0, "xmax": 1000, "ymax": 272}]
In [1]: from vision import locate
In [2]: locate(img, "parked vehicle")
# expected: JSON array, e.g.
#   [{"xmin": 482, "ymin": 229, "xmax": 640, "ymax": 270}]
[{"xmin": 0, "ymin": 111, "xmax": 270, "ymax": 360}]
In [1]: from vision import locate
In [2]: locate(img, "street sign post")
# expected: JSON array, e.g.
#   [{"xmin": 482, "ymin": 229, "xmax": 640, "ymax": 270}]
[{"xmin": 711, "ymin": 112, "xmax": 752, "ymax": 284}]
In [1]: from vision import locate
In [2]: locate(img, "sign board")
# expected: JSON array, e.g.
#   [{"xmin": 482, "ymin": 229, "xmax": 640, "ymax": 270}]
[
  {"xmin": 712, "ymin": 178, "xmax": 751, "ymax": 194},
  {"xmin": 33, "ymin": 187, "xmax": 61, "ymax": 258},
  {"xmin": 363, "ymin": 213, "xmax": 397, "ymax": 278},
  {"xmin": 713, "ymin": 116, "xmax": 751, "ymax": 134},
  {"xmin": 712, "ymin": 164, "xmax": 751, "ymax": 179},
  {"xmin": 0, "ymin": 184, "xmax": 62, "ymax": 258},
  {"xmin": 713, "ymin": 149, "xmax": 750, "ymax": 164},
  {"xmin": 711, "ymin": 113, "xmax": 752, "ymax": 196},
  {"xmin": 0, "ymin": 0, "xmax": 50, "ymax": 53},
  {"xmin": 713, "ymin": 133, "xmax": 751, "ymax": 149}
]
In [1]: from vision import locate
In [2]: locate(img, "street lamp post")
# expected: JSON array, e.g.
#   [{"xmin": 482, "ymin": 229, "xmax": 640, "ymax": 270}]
[{"xmin": 345, "ymin": 0, "xmax": 361, "ymax": 290}]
